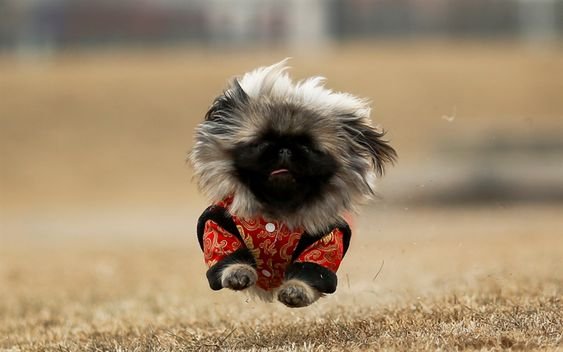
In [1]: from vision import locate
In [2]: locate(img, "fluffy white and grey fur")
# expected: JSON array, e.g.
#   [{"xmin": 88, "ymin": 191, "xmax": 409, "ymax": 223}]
[{"xmin": 190, "ymin": 59, "xmax": 395, "ymax": 234}]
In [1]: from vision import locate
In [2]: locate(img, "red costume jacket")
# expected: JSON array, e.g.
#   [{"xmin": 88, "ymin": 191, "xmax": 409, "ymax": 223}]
[{"xmin": 197, "ymin": 198, "xmax": 351, "ymax": 292}]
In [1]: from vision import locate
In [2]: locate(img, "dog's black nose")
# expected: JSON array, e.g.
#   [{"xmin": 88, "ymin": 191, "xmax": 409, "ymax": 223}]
[{"xmin": 279, "ymin": 148, "xmax": 292, "ymax": 160}]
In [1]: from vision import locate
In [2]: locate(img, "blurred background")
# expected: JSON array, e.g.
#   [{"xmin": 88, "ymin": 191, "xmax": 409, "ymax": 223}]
[
  {"xmin": 1, "ymin": 0, "xmax": 562, "ymax": 241},
  {"xmin": 1, "ymin": 4, "xmax": 563, "ymax": 348}
]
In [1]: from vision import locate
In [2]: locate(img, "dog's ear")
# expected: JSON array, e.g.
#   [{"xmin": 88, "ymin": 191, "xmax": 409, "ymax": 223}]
[
  {"xmin": 205, "ymin": 79, "xmax": 249, "ymax": 122},
  {"xmin": 358, "ymin": 126, "xmax": 397, "ymax": 176},
  {"xmin": 342, "ymin": 117, "xmax": 397, "ymax": 176}
]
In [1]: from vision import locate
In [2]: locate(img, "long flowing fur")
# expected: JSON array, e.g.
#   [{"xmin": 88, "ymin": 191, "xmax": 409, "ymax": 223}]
[{"xmin": 190, "ymin": 59, "xmax": 396, "ymax": 234}]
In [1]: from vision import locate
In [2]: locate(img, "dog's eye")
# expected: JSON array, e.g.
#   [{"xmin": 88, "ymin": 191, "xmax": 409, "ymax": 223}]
[{"xmin": 249, "ymin": 141, "xmax": 268, "ymax": 150}]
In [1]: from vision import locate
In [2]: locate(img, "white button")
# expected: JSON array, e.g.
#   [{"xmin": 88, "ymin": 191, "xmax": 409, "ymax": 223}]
[
  {"xmin": 261, "ymin": 269, "xmax": 271, "ymax": 277},
  {"xmin": 265, "ymin": 223, "xmax": 276, "ymax": 232}
]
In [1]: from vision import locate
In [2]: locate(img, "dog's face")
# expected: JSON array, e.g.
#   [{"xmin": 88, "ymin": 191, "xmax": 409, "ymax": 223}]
[
  {"xmin": 232, "ymin": 130, "xmax": 338, "ymax": 212},
  {"xmin": 190, "ymin": 59, "xmax": 396, "ymax": 232}
]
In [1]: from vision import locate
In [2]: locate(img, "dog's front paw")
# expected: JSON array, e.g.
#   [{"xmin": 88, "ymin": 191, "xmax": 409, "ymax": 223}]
[
  {"xmin": 277, "ymin": 279, "xmax": 321, "ymax": 308},
  {"xmin": 221, "ymin": 264, "xmax": 257, "ymax": 290}
]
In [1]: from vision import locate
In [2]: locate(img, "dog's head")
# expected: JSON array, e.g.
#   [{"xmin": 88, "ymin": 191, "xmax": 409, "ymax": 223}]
[{"xmin": 190, "ymin": 59, "xmax": 396, "ymax": 233}]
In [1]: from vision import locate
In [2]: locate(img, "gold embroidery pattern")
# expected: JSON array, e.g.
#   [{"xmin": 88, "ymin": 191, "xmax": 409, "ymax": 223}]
[{"xmin": 203, "ymin": 220, "xmax": 241, "ymax": 268}]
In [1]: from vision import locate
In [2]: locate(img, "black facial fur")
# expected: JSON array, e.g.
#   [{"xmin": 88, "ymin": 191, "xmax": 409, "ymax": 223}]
[{"xmin": 232, "ymin": 131, "xmax": 338, "ymax": 212}]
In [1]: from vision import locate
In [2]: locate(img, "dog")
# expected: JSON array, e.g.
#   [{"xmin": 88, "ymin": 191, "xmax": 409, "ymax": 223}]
[{"xmin": 190, "ymin": 59, "xmax": 396, "ymax": 307}]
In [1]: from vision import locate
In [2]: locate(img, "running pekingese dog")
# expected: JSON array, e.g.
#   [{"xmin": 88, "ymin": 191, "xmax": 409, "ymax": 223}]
[{"xmin": 190, "ymin": 59, "xmax": 396, "ymax": 307}]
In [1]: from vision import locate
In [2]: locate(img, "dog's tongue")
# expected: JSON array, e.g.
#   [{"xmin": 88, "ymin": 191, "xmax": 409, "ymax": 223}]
[{"xmin": 270, "ymin": 168, "xmax": 290, "ymax": 176}]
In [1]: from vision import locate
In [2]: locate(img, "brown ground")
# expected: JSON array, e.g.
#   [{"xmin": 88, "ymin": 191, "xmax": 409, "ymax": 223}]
[
  {"xmin": 1, "ymin": 43, "xmax": 562, "ymax": 351},
  {"xmin": 1, "ymin": 206, "xmax": 562, "ymax": 351}
]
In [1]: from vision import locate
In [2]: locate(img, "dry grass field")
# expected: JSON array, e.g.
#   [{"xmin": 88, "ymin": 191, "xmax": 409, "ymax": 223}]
[
  {"xmin": 1, "ymin": 43, "xmax": 562, "ymax": 351},
  {"xmin": 1, "ymin": 206, "xmax": 562, "ymax": 351}
]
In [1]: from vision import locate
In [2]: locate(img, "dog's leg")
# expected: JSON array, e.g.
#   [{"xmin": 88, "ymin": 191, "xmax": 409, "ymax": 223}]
[
  {"xmin": 221, "ymin": 263, "xmax": 257, "ymax": 290},
  {"xmin": 206, "ymin": 247, "xmax": 257, "ymax": 290},
  {"xmin": 279, "ymin": 261, "xmax": 338, "ymax": 308},
  {"xmin": 277, "ymin": 279, "xmax": 322, "ymax": 308}
]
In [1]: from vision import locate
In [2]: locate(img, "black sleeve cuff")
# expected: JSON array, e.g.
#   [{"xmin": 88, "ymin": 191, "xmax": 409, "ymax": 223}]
[
  {"xmin": 285, "ymin": 262, "xmax": 338, "ymax": 294},
  {"xmin": 206, "ymin": 248, "xmax": 256, "ymax": 290}
]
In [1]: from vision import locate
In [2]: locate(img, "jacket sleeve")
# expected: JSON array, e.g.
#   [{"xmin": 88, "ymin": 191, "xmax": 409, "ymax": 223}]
[
  {"xmin": 294, "ymin": 228, "xmax": 346, "ymax": 272},
  {"xmin": 285, "ymin": 226, "xmax": 350, "ymax": 294},
  {"xmin": 201, "ymin": 219, "xmax": 244, "ymax": 268},
  {"xmin": 197, "ymin": 205, "xmax": 256, "ymax": 290}
]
